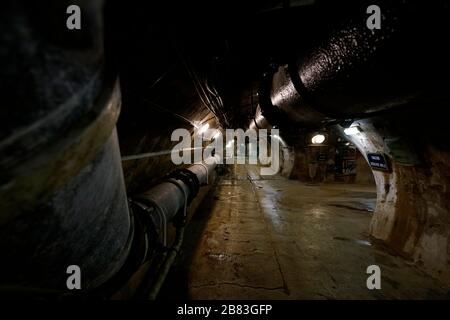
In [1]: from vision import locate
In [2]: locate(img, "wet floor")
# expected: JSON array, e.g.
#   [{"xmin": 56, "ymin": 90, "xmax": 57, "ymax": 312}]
[{"xmin": 160, "ymin": 164, "xmax": 449, "ymax": 299}]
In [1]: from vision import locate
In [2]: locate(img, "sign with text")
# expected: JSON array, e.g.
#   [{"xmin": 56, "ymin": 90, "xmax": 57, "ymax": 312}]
[{"xmin": 367, "ymin": 153, "xmax": 390, "ymax": 172}]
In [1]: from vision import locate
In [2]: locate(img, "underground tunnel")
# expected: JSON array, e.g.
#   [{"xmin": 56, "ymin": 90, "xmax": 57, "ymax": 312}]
[{"xmin": 1, "ymin": 0, "xmax": 450, "ymax": 304}]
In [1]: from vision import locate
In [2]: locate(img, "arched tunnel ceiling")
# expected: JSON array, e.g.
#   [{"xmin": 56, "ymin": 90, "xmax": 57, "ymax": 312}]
[
  {"xmin": 105, "ymin": 0, "xmax": 375, "ymax": 132},
  {"xmin": 106, "ymin": 0, "xmax": 450, "ymax": 132}
]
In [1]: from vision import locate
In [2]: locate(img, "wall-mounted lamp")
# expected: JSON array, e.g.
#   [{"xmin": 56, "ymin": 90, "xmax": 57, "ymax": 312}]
[{"xmin": 311, "ymin": 134, "xmax": 326, "ymax": 144}]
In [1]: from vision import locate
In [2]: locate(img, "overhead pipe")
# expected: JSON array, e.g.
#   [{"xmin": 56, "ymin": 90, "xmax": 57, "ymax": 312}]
[
  {"xmin": 249, "ymin": 105, "xmax": 272, "ymax": 132},
  {"xmin": 249, "ymin": 1, "xmax": 450, "ymax": 130}
]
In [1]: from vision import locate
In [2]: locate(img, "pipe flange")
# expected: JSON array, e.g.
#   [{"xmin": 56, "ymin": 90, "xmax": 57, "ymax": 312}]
[
  {"xmin": 258, "ymin": 68, "xmax": 292, "ymax": 128},
  {"xmin": 166, "ymin": 168, "xmax": 200, "ymax": 203}
]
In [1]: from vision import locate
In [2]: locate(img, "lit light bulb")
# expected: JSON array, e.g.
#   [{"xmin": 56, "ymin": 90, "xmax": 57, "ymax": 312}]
[
  {"xmin": 198, "ymin": 123, "xmax": 209, "ymax": 135},
  {"xmin": 311, "ymin": 134, "xmax": 325, "ymax": 144},
  {"xmin": 344, "ymin": 126, "xmax": 361, "ymax": 135},
  {"xmin": 213, "ymin": 130, "xmax": 221, "ymax": 140}
]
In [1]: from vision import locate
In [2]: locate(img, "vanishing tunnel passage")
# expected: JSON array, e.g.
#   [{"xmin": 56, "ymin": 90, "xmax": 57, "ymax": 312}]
[
  {"xmin": 1, "ymin": 0, "xmax": 450, "ymax": 304},
  {"xmin": 160, "ymin": 164, "xmax": 446, "ymax": 299}
]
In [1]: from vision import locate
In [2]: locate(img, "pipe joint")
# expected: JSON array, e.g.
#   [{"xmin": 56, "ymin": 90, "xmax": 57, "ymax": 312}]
[{"xmin": 165, "ymin": 168, "xmax": 200, "ymax": 203}]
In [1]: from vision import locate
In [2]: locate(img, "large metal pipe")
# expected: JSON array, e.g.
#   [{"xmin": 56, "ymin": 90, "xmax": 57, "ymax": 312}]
[
  {"xmin": 250, "ymin": 1, "xmax": 450, "ymax": 129},
  {"xmin": 249, "ymin": 105, "xmax": 272, "ymax": 132},
  {"xmin": 0, "ymin": 1, "xmax": 132, "ymax": 295},
  {"xmin": 131, "ymin": 155, "xmax": 221, "ymax": 246}
]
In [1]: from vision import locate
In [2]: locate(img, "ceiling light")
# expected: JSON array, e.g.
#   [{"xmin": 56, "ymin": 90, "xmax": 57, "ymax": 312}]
[
  {"xmin": 344, "ymin": 126, "xmax": 361, "ymax": 135},
  {"xmin": 213, "ymin": 130, "xmax": 221, "ymax": 140},
  {"xmin": 198, "ymin": 123, "xmax": 209, "ymax": 135}
]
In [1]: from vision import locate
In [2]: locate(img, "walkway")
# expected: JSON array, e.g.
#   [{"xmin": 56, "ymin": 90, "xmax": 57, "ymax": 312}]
[{"xmin": 160, "ymin": 164, "xmax": 448, "ymax": 299}]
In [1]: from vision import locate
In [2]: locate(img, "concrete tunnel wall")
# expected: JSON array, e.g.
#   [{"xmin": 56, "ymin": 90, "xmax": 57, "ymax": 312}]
[{"xmin": 340, "ymin": 121, "xmax": 450, "ymax": 286}]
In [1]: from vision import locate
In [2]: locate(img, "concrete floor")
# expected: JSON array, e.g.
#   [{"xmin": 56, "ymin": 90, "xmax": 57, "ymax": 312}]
[{"xmin": 160, "ymin": 164, "xmax": 449, "ymax": 299}]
